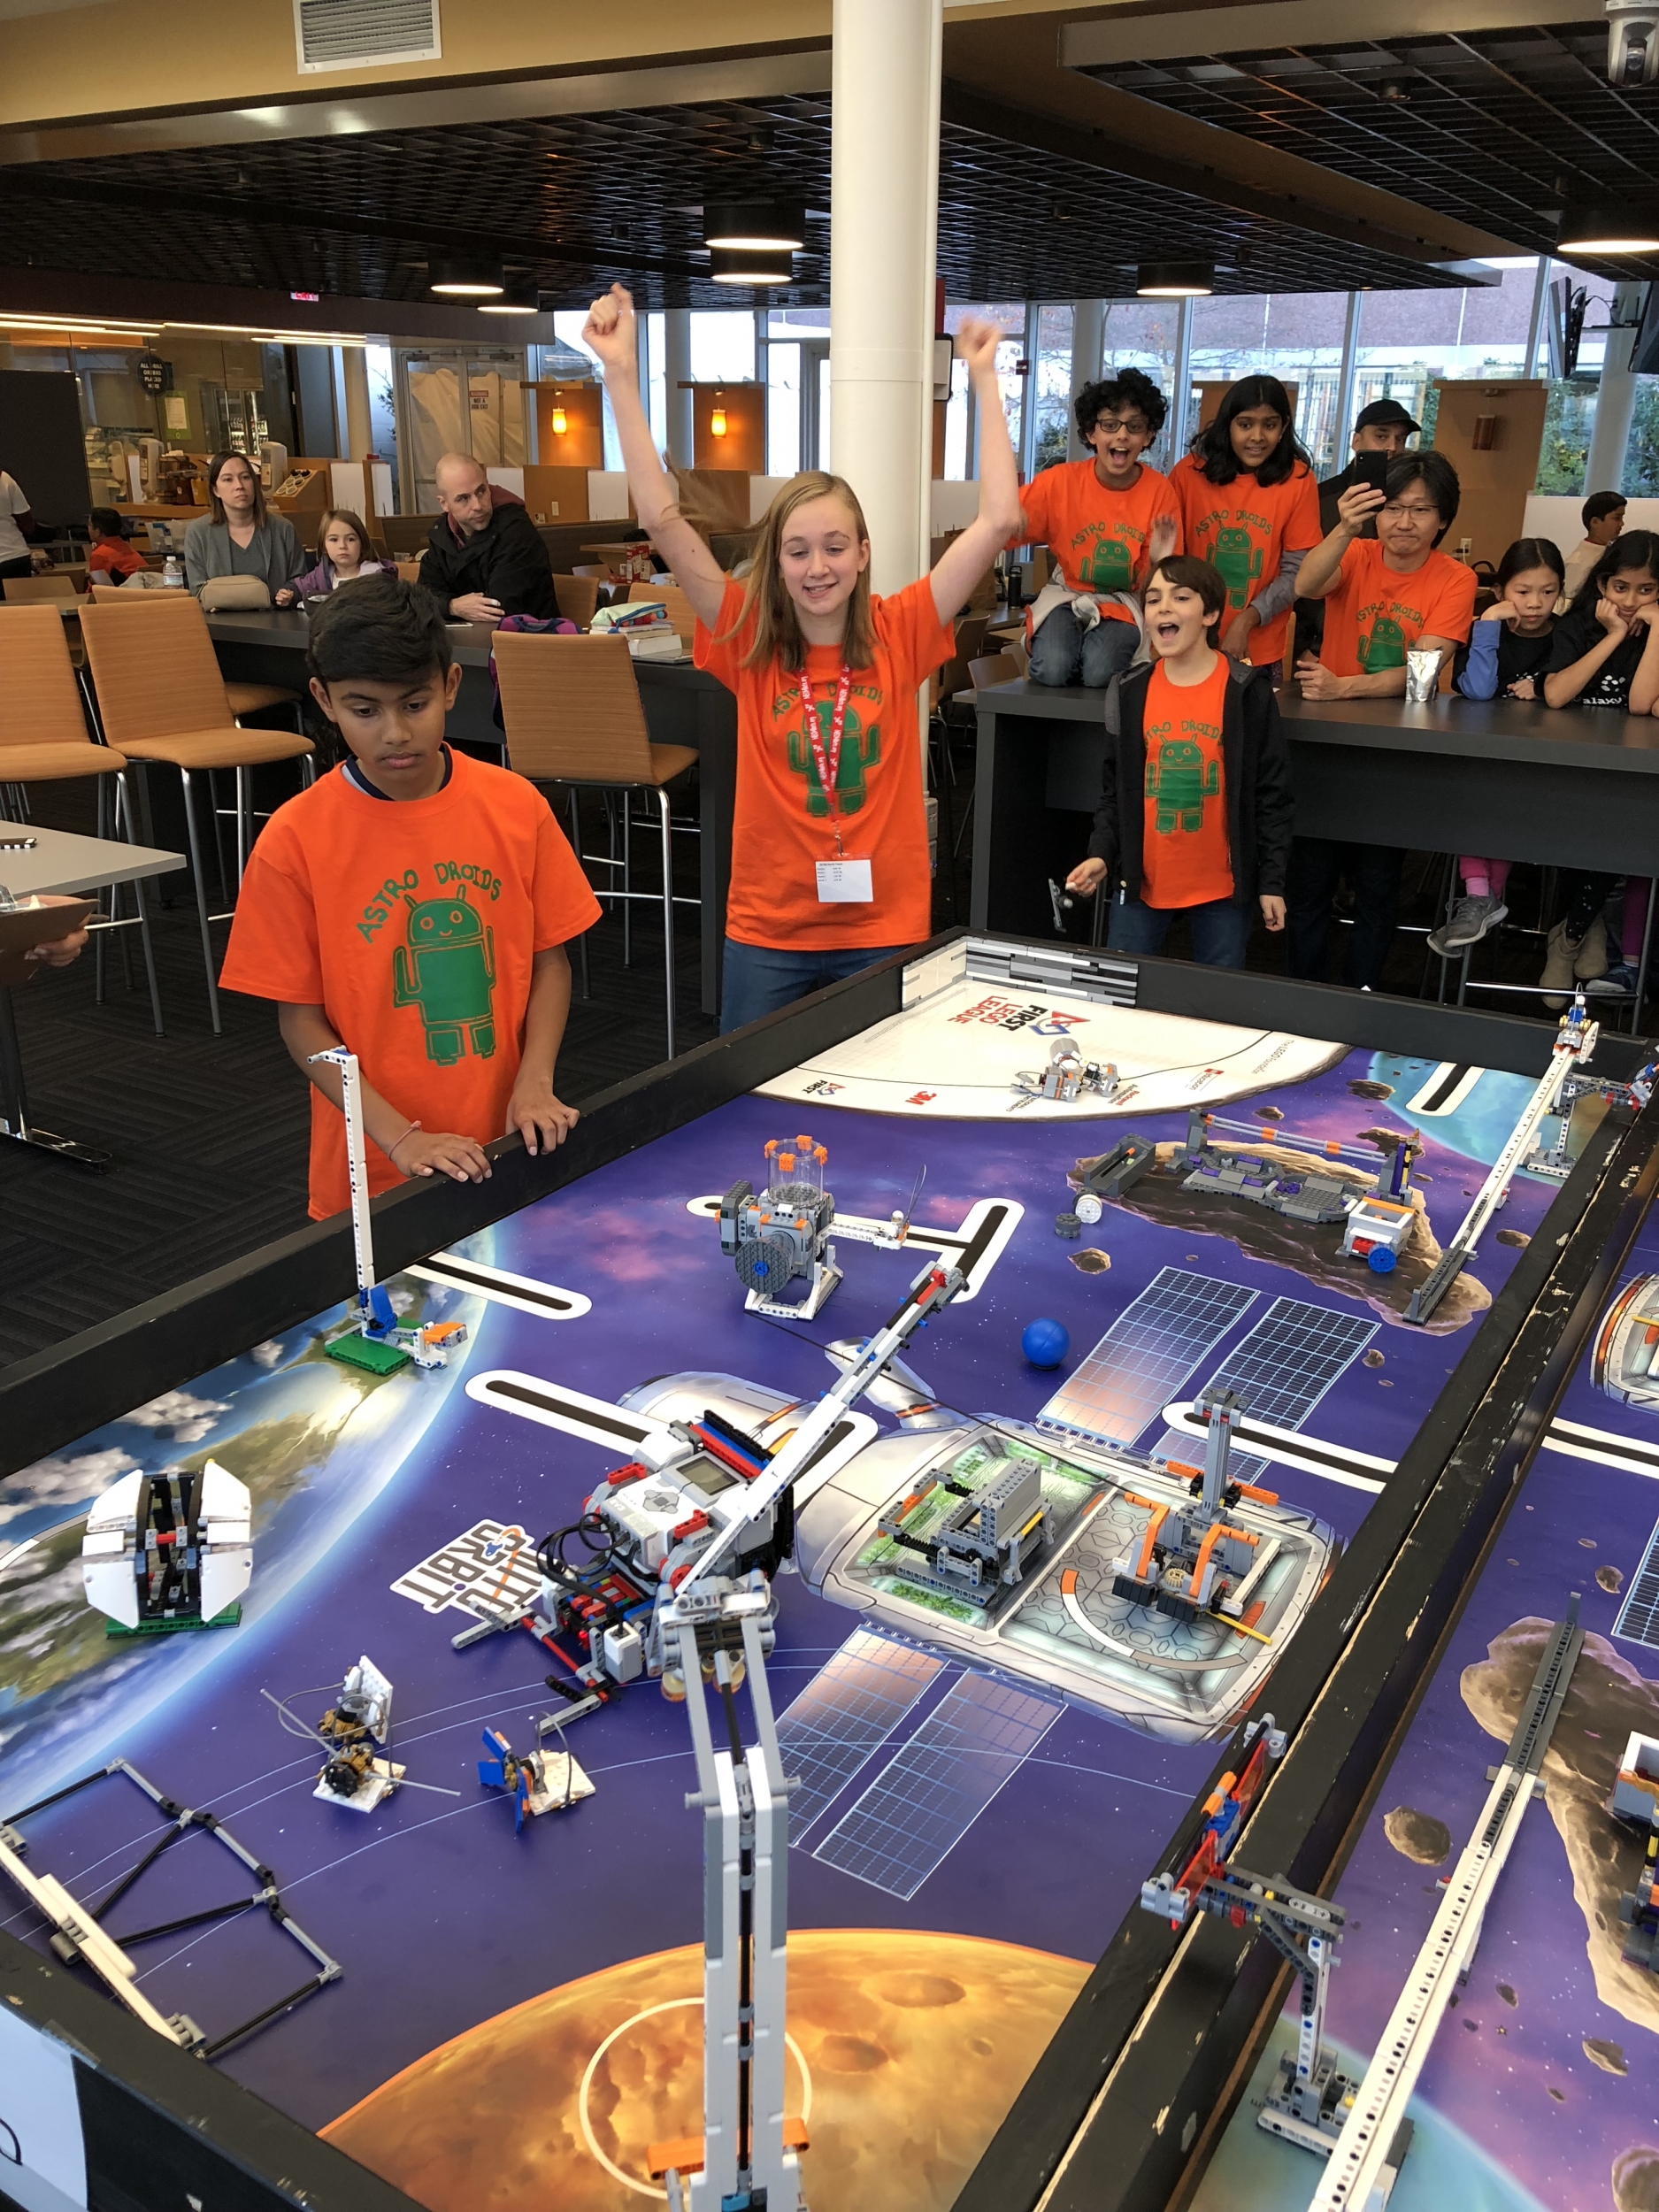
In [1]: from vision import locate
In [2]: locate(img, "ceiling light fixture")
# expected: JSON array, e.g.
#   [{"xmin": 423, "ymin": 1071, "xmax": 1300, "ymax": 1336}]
[
  {"xmin": 703, "ymin": 201, "xmax": 805, "ymax": 250},
  {"xmin": 478, "ymin": 282, "xmax": 541, "ymax": 315},
  {"xmin": 1556, "ymin": 201, "xmax": 1659, "ymax": 255},
  {"xmin": 1135, "ymin": 260, "xmax": 1214, "ymax": 297},
  {"xmin": 429, "ymin": 257, "xmax": 505, "ymax": 296},
  {"xmin": 710, "ymin": 246, "xmax": 792, "ymax": 286}
]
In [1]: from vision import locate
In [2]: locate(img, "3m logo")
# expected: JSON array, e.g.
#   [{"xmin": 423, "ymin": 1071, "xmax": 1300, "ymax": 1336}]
[{"xmin": 906, "ymin": 1091, "xmax": 937, "ymax": 1106}]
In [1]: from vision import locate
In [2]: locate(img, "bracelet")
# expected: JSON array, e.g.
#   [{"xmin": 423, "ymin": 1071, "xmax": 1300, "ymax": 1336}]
[{"xmin": 386, "ymin": 1121, "xmax": 419, "ymax": 1164}]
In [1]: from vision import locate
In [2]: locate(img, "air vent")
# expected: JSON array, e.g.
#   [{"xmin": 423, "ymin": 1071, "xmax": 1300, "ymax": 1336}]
[{"xmin": 294, "ymin": 0, "xmax": 440, "ymax": 73}]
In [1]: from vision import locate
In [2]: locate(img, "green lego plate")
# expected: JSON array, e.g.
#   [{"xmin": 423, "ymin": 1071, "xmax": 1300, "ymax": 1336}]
[
  {"xmin": 325, "ymin": 1333, "xmax": 411, "ymax": 1376},
  {"xmin": 105, "ymin": 1604, "xmax": 242, "ymax": 1639}
]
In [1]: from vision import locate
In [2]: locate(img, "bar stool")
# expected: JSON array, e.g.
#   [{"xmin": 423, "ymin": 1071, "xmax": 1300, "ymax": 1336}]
[
  {"xmin": 492, "ymin": 631, "xmax": 698, "ymax": 1059},
  {"xmin": 80, "ymin": 602, "xmax": 314, "ymax": 1033},
  {"xmin": 0, "ymin": 605, "xmax": 161, "ymax": 1032},
  {"xmin": 86, "ymin": 584, "xmax": 304, "ymax": 726}
]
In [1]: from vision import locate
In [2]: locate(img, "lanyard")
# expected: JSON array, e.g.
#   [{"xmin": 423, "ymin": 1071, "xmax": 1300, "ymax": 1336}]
[{"xmin": 798, "ymin": 664, "xmax": 855, "ymax": 857}]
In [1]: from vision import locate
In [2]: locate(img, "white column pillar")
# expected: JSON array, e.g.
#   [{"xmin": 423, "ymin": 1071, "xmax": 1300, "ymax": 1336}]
[
  {"xmin": 664, "ymin": 308, "xmax": 695, "ymax": 471},
  {"xmin": 830, "ymin": 0, "xmax": 943, "ymax": 595},
  {"xmin": 1586, "ymin": 280, "xmax": 1643, "ymax": 496},
  {"xmin": 1167, "ymin": 297, "xmax": 1195, "ymax": 471},
  {"xmin": 341, "ymin": 346, "xmax": 373, "ymax": 461},
  {"xmin": 1067, "ymin": 299, "xmax": 1105, "ymax": 460}
]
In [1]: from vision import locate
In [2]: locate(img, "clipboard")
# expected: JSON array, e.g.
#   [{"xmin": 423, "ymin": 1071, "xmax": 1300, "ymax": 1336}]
[{"xmin": 0, "ymin": 899, "xmax": 95, "ymax": 988}]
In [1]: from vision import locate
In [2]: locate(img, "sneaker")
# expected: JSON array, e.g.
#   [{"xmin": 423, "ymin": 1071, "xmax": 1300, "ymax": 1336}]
[
  {"xmin": 1574, "ymin": 915, "xmax": 1609, "ymax": 981},
  {"xmin": 1586, "ymin": 962, "xmax": 1640, "ymax": 997},
  {"xmin": 1428, "ymin": 894, "xmax": 1508, "ymax": 956},
  {"xmin": 1540, "ymin": 921, "xmax": 1584, "ymax": 1010}
]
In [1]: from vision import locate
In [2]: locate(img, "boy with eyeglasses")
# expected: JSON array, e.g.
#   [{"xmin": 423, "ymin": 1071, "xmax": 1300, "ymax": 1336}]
[
  {"xmin": 1015, "ymin": 366, "xmax": 1182, "ymax": 687},
  {"xmin": 1285, "ymin": 450, "xmax": 1475, "ymax": 987}
]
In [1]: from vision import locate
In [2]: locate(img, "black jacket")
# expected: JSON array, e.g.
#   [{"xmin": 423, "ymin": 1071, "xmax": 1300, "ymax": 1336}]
[
  {"xmin": 1086, "ymin": 657, "xmax": 1294, "ymax": 902},
  {"xmin": 419, "ymin": 501, "xmax": 556, "ymax": 620}
]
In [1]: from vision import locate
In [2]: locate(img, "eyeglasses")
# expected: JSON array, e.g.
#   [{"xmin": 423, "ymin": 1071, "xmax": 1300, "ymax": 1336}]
[
  {"xmin": 1380, "ymin": 503, "xmax": 1440, "ymax": 520},
  {"xmin": 1092, "ymin": 416, "xmax": 1148, "ymax": 437}
]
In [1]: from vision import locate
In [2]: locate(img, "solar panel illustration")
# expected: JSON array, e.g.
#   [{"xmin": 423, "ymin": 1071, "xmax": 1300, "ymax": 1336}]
[
  {"xmin": 774, "ymin": 1628, "xmax": 945, "ymax": 1833},
  {"xmin": 1613, "ymin": 1516, "xmax": 1659, "ymax": 1652},
  {"xmin": 1146, "ymin": 1297, "xmax": 1378, "ymax": 1482},
  {"xmin": 1036, "ymin": 1268, "xmax": 1256, "ymax": 1448},
  {"xmin": 810, "ymin": 1673, "xmax": 1063, "ymax": 1900}
]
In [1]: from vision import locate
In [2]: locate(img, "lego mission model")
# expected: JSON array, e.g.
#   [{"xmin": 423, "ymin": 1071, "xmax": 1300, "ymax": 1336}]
[{"xmin": 81, "ymin": 1460, "xmax": 251, "ymax": 1635}]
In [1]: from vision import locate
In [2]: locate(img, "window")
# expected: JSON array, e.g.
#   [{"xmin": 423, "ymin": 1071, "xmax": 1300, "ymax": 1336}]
[
  {"xmin": 1187, "ymin": 291, "xmax": 1349, "ymax": 471},
  {"xmin": 946, "ymin": 303, "xmax": 1026, "ymax": 471},
  {"xmin": 689, "ymin": 311, "xmax": 757, "ymax": 384},
  {"xmin": 1354, "ymin": 260, "xmax": 1540, "ymax": 449},
  {"xmin": 1030, "ymin": 304, "xmax": 1074, "ymax": 473}
]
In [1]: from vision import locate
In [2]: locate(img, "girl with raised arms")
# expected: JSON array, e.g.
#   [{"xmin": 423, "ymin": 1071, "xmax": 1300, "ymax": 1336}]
[{"xmin": 583, "ymin": 284, "xmax": 1020, "ymax": 1032}]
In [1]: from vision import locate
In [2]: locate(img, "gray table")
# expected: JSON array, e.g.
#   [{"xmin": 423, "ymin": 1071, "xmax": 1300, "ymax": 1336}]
[
  {"xmin": 206, "ymin": 610, "xmax": 739, "ymax": 1018},
  {"xmin": 1, "ymin": 823, "xmax": 184, "ymax": 1168},
  {"xmin": 969, "ymin": 677, "xmax": 1659, "ymax": 940}
]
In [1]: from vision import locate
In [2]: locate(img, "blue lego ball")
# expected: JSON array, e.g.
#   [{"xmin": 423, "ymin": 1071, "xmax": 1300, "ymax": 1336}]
[
  {"xmin": 1022, "ymin": 1317, "xmax": 1071, "ymax": 1369},
  {"xmin": 1367, "ymin": 1246, "xmax": 1396, "ymax": 1274}
]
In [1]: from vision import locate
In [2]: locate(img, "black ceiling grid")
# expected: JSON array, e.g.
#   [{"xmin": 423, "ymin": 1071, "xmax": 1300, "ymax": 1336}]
[
  {"xmin": 0, "ymin": 90, "xmax": 1471, "ymax": 311},
  {"xmin": 1080, "ymin": 19, "xmax": 1659, "ymax": 282}
]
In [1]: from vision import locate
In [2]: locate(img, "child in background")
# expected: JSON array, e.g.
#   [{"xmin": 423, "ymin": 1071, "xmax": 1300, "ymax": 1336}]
[
  {"xmin": 1018, "ymin": 366, "xmax": 1181, "ymax": 687},
  {"xmin": 1171, "ymin": 375, "xmax": 1321, "ymax": 666},
  {"xmin": 1561, "ymin": 490, "xmax": 1628, "ymax": 607},
  {"xmin": 85, "ymin": 507, "xmax": 148, "ymax": 584},
  {"xmin": 1538, "ymin": 529, "xmax": 1659, "ymax": 1003},
  {"xmin": 583, "ymin": 282, "xmax": 1022, "ymax": 1033},
  {"xmin": 275, "ymin": 510, "xmax": 396, "ymax": 608},
  {"xmin": 1286, "ymin": 450, "xmax": 1477, "ymax": 991},
  {"xmin": 1429, "ymin": 536, "xmax": 1564, "ymax": 958},
  {"xmin": 219, "ymin": 576, "xmax": 601, "ymax": 1220},
  {"xmin": 1063, "ymin": 554, "xmax": 1291, "ymax": 969}
]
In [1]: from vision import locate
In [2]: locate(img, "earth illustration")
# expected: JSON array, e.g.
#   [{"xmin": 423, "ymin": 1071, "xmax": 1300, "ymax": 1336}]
[{"xmin": 323, "ymin": 1929, "xmax": 1091, "ymax": 2212}]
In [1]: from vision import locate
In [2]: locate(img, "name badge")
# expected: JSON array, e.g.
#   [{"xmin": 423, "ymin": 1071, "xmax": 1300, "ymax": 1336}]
[{"xmin": 816, "ymin": 859, "xmax": 873, "ymax": 903}]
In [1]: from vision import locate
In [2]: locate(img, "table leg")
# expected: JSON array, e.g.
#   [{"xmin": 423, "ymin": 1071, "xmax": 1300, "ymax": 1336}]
[{"xmin": 0, "ymin": 985, "xmax": 111, "ymax": 1169}]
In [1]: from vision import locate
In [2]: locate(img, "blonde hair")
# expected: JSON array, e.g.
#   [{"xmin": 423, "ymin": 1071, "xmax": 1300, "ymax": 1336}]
[
  {"xmin": 726, "ymin": 472, "xmax": 875, "ymax": 673},
  {"xmin": 319, "ymin": 508, "xmax": 372, "ymax": 565}
]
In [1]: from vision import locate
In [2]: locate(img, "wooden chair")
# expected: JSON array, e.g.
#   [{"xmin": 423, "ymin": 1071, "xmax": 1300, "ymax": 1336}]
[
  {"xmin": 0, "ymin": 606, "xmax": 163, "ymax": 1032},
  {"xmin": 626, "ymin": 580, "xmax": 695, "ymax": 651},
  {"xmin": 968, "ymin": 652, "xmax": 1023, "ymax": 691},
  {"xmin": 572, "ymin": 563, "xmax": 616, "ymax": 581},
  {"xmin": 395, "ymin": 560, "xmax": 422, "ymax": 583},
  {"xmin": 3, "ymin": 573, "xmax": 80, "ymax": 603},
  {"xmin": 86, "ymin": 584, "xmax": 303, "ymax": 724},
  {"xmin": 553, "ymin": 573, "xmax": 604, "ymax": 627},
  {"xmin": 492, "ymin": 632, "xmax": 698, "ymax": 1058},
  {"xmin": 80, "ymin": 601, "xmax": 315, "ymax": 1032}
]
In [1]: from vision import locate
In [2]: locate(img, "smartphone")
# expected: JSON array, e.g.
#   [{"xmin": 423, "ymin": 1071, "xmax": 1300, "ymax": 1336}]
[
  {"xmin": 0, "ymin": 833, "xmax": 38, "ymax": 852},
  {"xmin": 1351, "ymin": 451, "xmax": 1391, "ymax": 495}
]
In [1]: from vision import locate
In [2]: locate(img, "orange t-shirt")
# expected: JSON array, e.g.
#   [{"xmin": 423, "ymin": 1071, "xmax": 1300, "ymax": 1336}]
[
  {"xmin": 1317, "ymin": 541, "xmax": 1478, "ymax": 679},
  {"xmin": 219, "ymin": 748, "xmax": 602, "ymax": 1219},
  {"xmin": 1171, "ymin": 455, "xmax": 1321, "ymax": 665},
  {"xmin": 1141, "ymin": 657, "xmax": 1233, "ymax": 910},
  {"xmin": 1015, "ymin": 458, "xmax": 1183, "ymax": 611},
  {"xmin": 695, "ymin": 577, "xmax": 953, "ymax": 951}
]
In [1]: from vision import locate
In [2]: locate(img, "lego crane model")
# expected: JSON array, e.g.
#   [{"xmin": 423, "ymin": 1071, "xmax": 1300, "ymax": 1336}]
[{"xmin": 649, "ymin": 1256, "xmax": 969, "ymax": 2212}]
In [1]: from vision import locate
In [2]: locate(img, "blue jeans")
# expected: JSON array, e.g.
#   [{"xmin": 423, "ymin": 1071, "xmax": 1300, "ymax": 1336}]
[
  {"xmin": 1028, "ymin": 606, "xmax": 1139, "ymax": 687},
  {"xmin": 1105, "ymin": 891, "xmax": 1251, "ymax": 968},
  {"xmin": 719, "ymin": 939, "xmax": 913, "ymax": 1034}
]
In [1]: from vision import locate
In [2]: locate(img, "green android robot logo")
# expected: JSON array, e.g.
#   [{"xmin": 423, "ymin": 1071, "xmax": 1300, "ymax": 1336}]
[
  {"xmin": 1145, "ymin": 736, "xmax": 1219, "ymax": 834},
  {"xmin": 787, "ymin": 699, "xmax": 880, "ymax": 816},
  {"xmin": 1357, "ymin": 613, "xmax": 1408, "ymax": 672},
  {"xmin": 392, "ymin": 880, "xmax": 497, "ymax": 1065},
  {"xmin": 1080, "ymin": 534, "xmax": 1135, "ymax": 592},
  {"xmin": 1209, "ymin": 523, "xmax": 1263, "ymax": 611}
]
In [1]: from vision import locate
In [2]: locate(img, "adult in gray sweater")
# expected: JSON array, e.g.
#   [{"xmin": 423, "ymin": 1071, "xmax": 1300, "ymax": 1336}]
[{"xmin": 184, "ymin": 451, "xmax": 302, "ymax": 598}]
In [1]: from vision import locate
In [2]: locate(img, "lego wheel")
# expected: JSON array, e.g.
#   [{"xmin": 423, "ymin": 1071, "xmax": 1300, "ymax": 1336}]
[
  {"xmin": 735, "ymin": 1235, "xmax": 795, "ymax": 1294},
  {"xmin": 1075, "ymin": 1192, "xmax": 1103, "ymax": 1225}
]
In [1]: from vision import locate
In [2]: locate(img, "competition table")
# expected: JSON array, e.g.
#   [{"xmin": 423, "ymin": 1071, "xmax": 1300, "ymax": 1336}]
[
  {"xmin": 969, "ymin": 676, "xmax": 1659, "ymax": 941},
  {"xmin": 1, "ymin": 933, "xmax": 1655, "ymax": 2212},
  {"xmin": 206, "ymin": 610, "xmax": 739, "ymax": 1018}
]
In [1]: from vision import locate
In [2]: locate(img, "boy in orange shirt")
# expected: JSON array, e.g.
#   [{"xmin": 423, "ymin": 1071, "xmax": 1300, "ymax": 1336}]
[
  {"xmin": 219, "ymin": 576, "xmax": 601, "ymax": 1219},
  {"xmin": 1017, "ymin": 366, "xmax": 1182, "ymax": 687},
  {"xmin": 85, "ymin": 507, "xmax": 149, "ymax": 583},
  {"xmin": 1063, "ymin": 555, "xmax": 1291, "ymax": 967},
  {"xmin": 1287, "ymin": 450, "xmax": 1476, "ymax": 989}
]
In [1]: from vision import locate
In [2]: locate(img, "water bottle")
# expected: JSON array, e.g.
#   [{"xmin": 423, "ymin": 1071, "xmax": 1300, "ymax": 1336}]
[{"xmin": 162, "ymin": 555, "xmax": 184, "ymax": 588}]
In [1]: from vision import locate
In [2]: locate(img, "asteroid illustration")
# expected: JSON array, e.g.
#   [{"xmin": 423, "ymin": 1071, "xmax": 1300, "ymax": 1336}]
[{"xmin": 1383, "ymin": 1806, "xmax": 1451, "ymax": 1864}]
